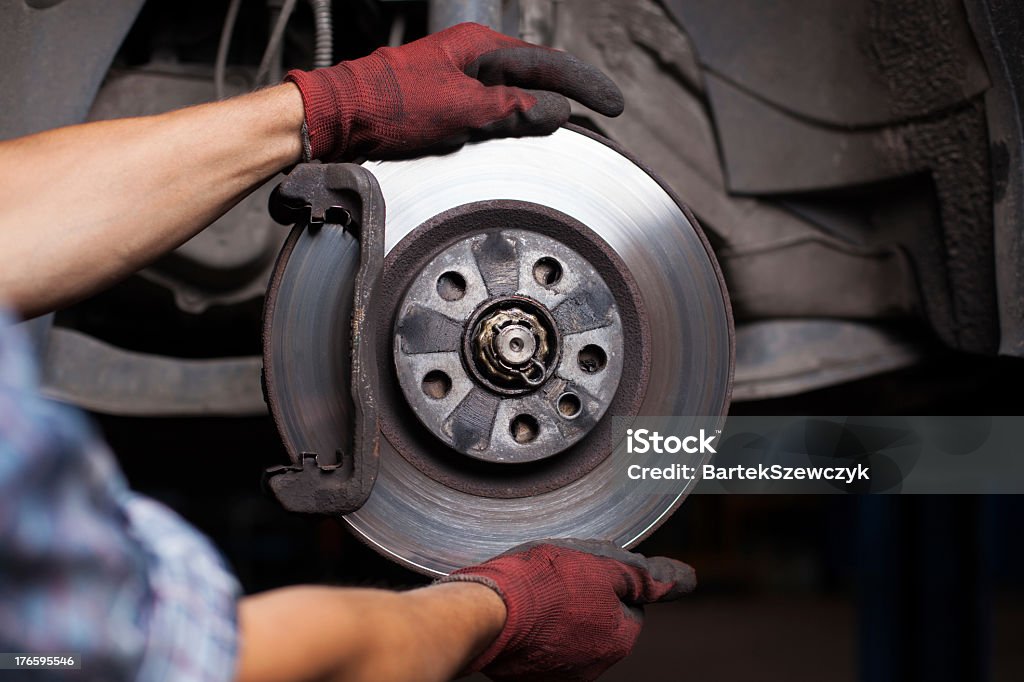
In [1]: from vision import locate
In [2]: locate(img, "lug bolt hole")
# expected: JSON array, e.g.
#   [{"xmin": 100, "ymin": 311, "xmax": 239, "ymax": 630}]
[
  {"xmin": 578, "ymin": 345, "xmax": 607, "ymax": 374},
  {"xmin": 557, "ymin": 393, "xmax": 582, "ymax": 419},
  {"xmin": 437, "ymin": 271, "xmax": 467, "ymax": 301},
  {"xmin": 533, "ymin": 257, "xmax": 563, "ymax": 287},
  {"xmin": 421, "ymin": 370, "xmax": 452, "ymax": 399},
  {"xmin": 510, "ymin": 414, "xmax": 540, "ymax": 443}
]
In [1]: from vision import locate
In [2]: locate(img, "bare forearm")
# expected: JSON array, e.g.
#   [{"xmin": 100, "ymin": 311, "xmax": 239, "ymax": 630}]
[
  {"xmin": 0, "ymin": 84, "xmax": 303, "ymax": 318},
  {"xmin": 235, "ymin": 583, "xmax": 506, "ymax": 682}
]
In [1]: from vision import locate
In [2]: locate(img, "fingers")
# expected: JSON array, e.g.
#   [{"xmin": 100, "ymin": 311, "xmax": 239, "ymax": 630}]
[
  {"xmin": 466, "ymin": 47, "xmax": 624, "ymax": 117},
  {"xmin": 609, "ymin": 553, "xmax": 696, "ymax": 605},
  {"xmin": 644, "ymin": 555, "xmax": 697, "ymax": 600},
  {"xmin": 371, "ymin": 86, "xmax": 568, "ymax": 158},
  {"xmin": 473, "ymin": 88, "xmax": 571, "ymax": 139},
  {"xmin": 498, "ymin": 538, "xmax": 696, "ymax": 604},
  {"xmin": 429, "ymin": 21, "xmax": 528, "ymax": 63},
  {"xmin": 536, "ymin": 538, "xmax": 697, "ymax": 603},
  {"xmin": 542, "ymin": 538, "xmax": 636, "ymax": 560},
  {"xmin": 372, "ymin": 132, "xmax": 472, "ymax": 161}
]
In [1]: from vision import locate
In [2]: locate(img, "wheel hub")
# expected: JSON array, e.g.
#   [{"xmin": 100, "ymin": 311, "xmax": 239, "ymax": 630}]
[
  {"xmin": 467, "ymin": 297, "xmax": 556, "ymax": 393},
  {"xmin": 392, "ymin": 229, "xmax": 625, "ymax": 464}
]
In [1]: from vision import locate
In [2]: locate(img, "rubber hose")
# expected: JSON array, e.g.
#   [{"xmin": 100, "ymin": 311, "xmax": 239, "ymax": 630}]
[
  {"xmin": 309, "ymin": 0, "xmax": 333, "ymax": 68},
  {"xmin": 255, "ymin": 0, "xmax": 299, "ymax": 86},
  {"xmin": 215, "ymin": 0, "xmax": 243, "ymax": 100}
]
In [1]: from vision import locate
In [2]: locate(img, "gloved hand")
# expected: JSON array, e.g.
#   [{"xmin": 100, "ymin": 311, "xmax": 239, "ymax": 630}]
[
  {"xmin": 440, "ymin": 539, "xmax": 696, "ymax": 682},
  {"xmin": 284, "ymin": 22, "xmax": 624, "ymax": 162}
]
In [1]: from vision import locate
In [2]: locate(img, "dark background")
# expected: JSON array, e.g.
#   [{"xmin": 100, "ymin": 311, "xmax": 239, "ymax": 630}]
[{"xmin": 101, "ymin": 351, "xmax": 1024, "ymax": 682}]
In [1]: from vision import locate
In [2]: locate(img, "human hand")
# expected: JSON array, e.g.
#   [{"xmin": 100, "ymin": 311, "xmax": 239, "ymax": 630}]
[
  {"xmin": 284, "ymin": 22, "xmax": 623, "ymax": 162},
  {"xmin": 439, "ymin": 539, "xmax": 696, "ymax": 682}
]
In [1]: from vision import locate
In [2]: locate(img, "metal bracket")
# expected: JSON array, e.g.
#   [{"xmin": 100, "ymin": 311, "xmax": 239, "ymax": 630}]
[{"xmin": 263, "ymin": 163, "xmax": 385, "ymax": 514}]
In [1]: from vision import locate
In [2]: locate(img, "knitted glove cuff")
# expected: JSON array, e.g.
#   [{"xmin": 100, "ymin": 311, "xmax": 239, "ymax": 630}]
[
  {"xmin": 437, "ymin": 568, "xmax": 530, "ymax": 673},
  {"xmin": 284, "ymin": 64, "xmax": 358, "ymax": 161}
]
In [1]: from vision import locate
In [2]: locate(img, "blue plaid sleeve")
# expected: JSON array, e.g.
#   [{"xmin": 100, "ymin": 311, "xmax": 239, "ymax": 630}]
[{"xmin": 0, "ymin": 313, "xmax": 240, "ymax": 682}]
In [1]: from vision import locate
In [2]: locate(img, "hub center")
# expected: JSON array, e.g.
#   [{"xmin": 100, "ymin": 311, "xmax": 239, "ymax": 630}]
[
  {"xmin": 391, "ymin": 228, "xmax": 626, "ymax": 464},
  {"xmin": 495, "ymin": 325, "xmax": 536, "ymax": 365},
  {"xmin": 464, "ymin": 296, "xmax": 559, "ymax": 395}
]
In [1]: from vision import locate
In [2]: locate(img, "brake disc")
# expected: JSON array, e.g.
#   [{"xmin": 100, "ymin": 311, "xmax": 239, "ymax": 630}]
[{"xmin": 263, "ymin": 126, "xmax": 733, "ymax": 576}]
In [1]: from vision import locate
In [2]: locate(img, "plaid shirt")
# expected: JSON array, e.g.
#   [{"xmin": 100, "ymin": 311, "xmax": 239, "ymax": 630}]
[{"xmin": 0, "ymin": 312, "xmax": 240, "ymax": 681}]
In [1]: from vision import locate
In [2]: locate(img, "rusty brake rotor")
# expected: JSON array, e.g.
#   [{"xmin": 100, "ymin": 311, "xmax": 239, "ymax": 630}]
[{"xmin": 262, "ymin": 126, "xmax": 733, "ymax": 576}]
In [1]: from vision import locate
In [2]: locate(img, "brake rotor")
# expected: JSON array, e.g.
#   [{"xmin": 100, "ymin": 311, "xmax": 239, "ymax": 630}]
[{"xmin": 263, "ymin": 126, "xmax": 733, "ymax": 576}]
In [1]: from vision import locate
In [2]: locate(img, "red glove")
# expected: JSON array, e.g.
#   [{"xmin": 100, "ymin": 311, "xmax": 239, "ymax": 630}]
[
  {"xmin": 440, "ymin": 539, "xmax": 696, "ymax": 682},
  {"xmin": 285, "ymin": 23, "xmax": 624, "ymax": 162}
]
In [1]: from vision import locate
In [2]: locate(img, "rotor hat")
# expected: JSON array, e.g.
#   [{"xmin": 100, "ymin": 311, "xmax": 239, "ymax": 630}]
[{"xmin": 393, "ymin": 229, "xmax": 625, "ymax": 464}]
